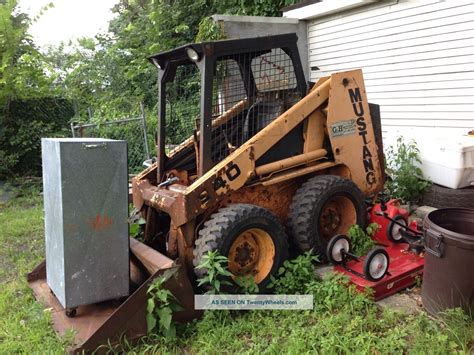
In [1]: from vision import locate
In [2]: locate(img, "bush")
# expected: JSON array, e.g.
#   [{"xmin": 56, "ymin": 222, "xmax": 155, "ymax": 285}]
[
  {"xmin": 347, "ymin": 223, "xmax": 380, "ymax": 255},
  {"xmin": 269, "ymin": 252, "xmax": 319, "ymax": 294},
  {"xmin": 0, "ymin": 97, "xmax": 74, "ymax": 178},
  {"xmin": 385, "ymin": 136, "xmax": 430, "ymax": 203}
]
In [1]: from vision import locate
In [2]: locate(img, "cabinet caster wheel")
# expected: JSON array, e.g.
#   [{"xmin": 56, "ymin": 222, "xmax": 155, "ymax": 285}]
[{"xmin": 65, "ymin": 308, "xmax": 77, "ymax": 318}]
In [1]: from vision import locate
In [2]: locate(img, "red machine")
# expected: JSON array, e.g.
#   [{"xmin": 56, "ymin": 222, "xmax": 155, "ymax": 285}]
[{"xmin": 327, "ymin": 198, "xmax": 424, "ymax": 300}]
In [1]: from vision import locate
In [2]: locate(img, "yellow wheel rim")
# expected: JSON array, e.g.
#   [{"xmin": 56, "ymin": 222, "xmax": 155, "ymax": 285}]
[{"xmin": 228, "ymin": 228, "xmax": 275, "ymax": 284}]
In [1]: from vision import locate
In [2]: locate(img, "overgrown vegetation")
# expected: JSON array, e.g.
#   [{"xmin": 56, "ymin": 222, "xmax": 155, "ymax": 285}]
[
  {"xmin": 269, "ymin": 251, "xmax": 319, "ymax": 294},
  {"xmin": 1, "ymin": 185, "xmax": 473, "ymax": 353},
  {"xmin": 0, "ymin": 1, "xmax": 72, "ymax": 178},
  {"xmin": 0, "ymin": 182, "xmax": 74, "ymax": 353},
  {"xmin": 146, "ymin": 269, "xmax": 183, "ymax": 338},
  {"xmin": 196, "ymin": 250, "xmax": 233, "ymax": 294},
  {"xmin": 386, "ymin": 136, "xmax": 431, "ymax": 204},
  {"xmin": 347, "ymin": 222, "xmax": 380, "ymax": 255}
]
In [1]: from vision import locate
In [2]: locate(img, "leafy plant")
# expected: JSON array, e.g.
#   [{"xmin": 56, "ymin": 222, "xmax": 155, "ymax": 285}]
[
  {"xmin": 146, "ymin": 268, "xmax": 183, "ymax": 338},
  {"xmin": 196, "ymin": 17, "xmax": 225, "ymax": 42},
  {"xmin": 269, "ymin": 252, "xmax": 319, "ymax": 294},
  {"xmin": 305, "ymin": 272, "xmax": 374, "ymax": 313},
  {"xmin": 195, "ymin": 250, "xmax": 233, "ymax": 294},
  {"xmin": 128, "ymin": 207, "xmax": 146, "ymax": 240},
  {"xmin": 347, "ymin": 223, "xmax": 380, "ymax": 255},
  {"xmin": 235, "ymin": 274, "xmax": 259, "ymax": 294},
  {"xmin": 386, "ymin": 136, "xmax": 431, "ymax": 203}
]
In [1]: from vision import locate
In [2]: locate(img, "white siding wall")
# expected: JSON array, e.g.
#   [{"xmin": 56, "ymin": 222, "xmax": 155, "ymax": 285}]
[{"xmin": 307, "ymin": 0, "xmax": 474, "ymax": 142}]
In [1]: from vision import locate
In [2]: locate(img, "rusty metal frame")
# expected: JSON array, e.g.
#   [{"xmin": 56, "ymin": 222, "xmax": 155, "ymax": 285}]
[{"xmin": 27, "ymin": 239, "xmax": 199, "ymax": 353}]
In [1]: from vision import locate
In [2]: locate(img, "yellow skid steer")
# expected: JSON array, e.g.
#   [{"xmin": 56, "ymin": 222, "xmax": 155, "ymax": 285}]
[{"xmin": 28, "ymin": 33, "xmax": 384, "ymax": 352}]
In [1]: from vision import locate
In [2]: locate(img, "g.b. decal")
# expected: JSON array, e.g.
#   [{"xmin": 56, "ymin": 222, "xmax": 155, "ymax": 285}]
[{"xmin": 330, "ymin": 119, "xmax": 356, "ymax": 138}]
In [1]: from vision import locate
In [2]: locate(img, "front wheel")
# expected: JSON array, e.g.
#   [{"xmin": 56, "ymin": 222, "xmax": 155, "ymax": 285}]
[
  {"xmin": 363, "ymin": 247, "xmax": 390, "ymax": 282},
  {"xmin": 326, "ymin": 234, "xmax": 352, "ymax": 264},
  {"xmin": 193, "ymin": 204, "xmax": 289, "ymax": 291}
]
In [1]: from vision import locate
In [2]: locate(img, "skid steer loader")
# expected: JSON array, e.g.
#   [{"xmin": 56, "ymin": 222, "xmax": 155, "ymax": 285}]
[{"xmin": 28, "ymin": 33, "xmax": 385, "ymax": 352}]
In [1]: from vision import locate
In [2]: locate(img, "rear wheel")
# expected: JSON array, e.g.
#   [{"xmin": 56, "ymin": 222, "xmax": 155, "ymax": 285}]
[
  {"xmin": 387, "ymin": 215, "xmax": 407, "ymax": 243},
  {"xmin": 193, "ymin": 204, "xmax": 289, "ymax": 290},
  {"xmin": 288, "ymin": 175, "xmax": 366, "ymax": 260}
]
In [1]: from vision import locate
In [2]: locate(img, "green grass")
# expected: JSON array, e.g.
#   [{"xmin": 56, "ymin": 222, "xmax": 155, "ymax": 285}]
[
  {"xmin": 0, "ymin": 182, "xmax": 472, "ymax": 354},
  {"xmin": 0, "ymin": 182, "xmax": 68, "ymax": 353}
]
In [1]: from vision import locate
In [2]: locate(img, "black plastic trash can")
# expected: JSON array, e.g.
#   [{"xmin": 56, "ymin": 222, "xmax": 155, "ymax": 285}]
[{"xmin": 423, "ymin": 208, "xmax": 474, "ymax": 316}]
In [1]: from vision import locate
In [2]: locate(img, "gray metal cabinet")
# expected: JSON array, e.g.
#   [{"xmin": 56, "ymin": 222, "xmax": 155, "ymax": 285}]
[{"xmin": 41, "ymin": 138, "xmax": 129, "ymax": 309}]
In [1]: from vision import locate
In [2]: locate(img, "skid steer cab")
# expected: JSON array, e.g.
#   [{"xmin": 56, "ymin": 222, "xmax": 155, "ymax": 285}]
[{"xmin": 133, "ymin": 33, "xmax": 385, "ymax": 290}]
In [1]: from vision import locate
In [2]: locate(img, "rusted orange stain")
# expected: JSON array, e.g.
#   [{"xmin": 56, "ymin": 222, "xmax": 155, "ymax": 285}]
[{"xmin": 89, "ymin": 214, "xmax": 113, "ymax": 231}]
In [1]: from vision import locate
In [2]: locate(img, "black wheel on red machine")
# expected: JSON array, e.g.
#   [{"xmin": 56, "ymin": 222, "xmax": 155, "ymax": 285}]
[
  {"xmin": 387, "ymin": 214, "xmax": 407, "ymax": 243},
  {"xmin": 326, "ymin": 234, "xmax": 352, "ymax": 264},
  {"xmin": 288, "ymin": 175, "xmax": 366, "ymax": 261},
  {"xmin": 363, "ymin": 247, "xmax": 390, "ymax": 282}
]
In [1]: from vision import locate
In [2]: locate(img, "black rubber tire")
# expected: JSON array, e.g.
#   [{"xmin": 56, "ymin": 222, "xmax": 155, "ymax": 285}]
[
  {"xmin": 387, "ymin": 214, "xmax": 407, "ymax": 243},
  {"xmin": 422, "ymin": 183, "xmax": 474, "ymax": 209},
  {"xmin": 193, "ymin": 203, "xmax": 289, "ymax": 291},
  {"xmin": 288, "ymin": 175, "xmax": 366, "ymax": 261},
  {"xmin": 363, "ymin": 247, "xmax": 390, "ymax": 282},
  {"xmin": 326, "ymin": 234, "xmax": 352, "ymax": 264}
]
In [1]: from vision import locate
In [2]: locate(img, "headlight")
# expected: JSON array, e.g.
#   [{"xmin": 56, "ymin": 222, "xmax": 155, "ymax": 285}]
[
  {"xmin": 151, "ymin": 57, "xmax": 161, "ymax": 69},
  {"xmin": 186, "ymin": 47, "xmax": 200, "ymax": 62}
]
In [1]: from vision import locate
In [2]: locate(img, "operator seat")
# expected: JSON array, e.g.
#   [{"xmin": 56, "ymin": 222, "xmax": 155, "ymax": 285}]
[{"xmin": 243, "ymin": 98, "xmax": 285, "ymax": 142}]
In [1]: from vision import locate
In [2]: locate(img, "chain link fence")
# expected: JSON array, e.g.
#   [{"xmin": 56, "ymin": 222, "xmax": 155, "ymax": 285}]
[{"xmin": 71, "ymin": 104, "xmax": 151, "ymax": 174}]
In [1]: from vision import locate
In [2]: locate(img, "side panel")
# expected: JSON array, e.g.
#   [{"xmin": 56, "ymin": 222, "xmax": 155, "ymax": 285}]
[
  {"xmin": 326, "ymin": 69, "xmax": 384, "ymax": 195},
  {"xmin": 42, "ymin": 139, "xmax": 66, "ymax": 306}
]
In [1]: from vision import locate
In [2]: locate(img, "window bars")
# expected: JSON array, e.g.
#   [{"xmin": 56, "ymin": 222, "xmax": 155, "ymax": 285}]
[{"xmin": 165, "ymin": 48, "xmax": 301, "ymax": 170}]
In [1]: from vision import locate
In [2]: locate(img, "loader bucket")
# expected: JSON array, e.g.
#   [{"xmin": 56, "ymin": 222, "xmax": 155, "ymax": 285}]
[{"xmin": 27, "ymin": 238, "xmax": 200, "ymax": 353}]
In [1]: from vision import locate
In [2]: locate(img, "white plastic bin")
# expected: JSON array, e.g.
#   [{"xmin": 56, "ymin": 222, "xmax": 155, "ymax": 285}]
[{"xmin": 418, "ymin": 135, "xmax": 474, "ymax": 189}]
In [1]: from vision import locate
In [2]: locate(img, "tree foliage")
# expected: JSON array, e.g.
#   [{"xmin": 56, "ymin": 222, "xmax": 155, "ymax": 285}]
[
  {"xmin": 1, "ymin": 0, "xmax": 300, "ymax": 177},
  {"xmin": 0, "ymin": 0, "xmax": 72, "ymax": 178},
  {"xmin": 50, "ymin": 0, "xmax": 300, "ymax": 119},
  {"xmin": 0, "ymin": 0, "xmax": 56, "ymax": 102}
]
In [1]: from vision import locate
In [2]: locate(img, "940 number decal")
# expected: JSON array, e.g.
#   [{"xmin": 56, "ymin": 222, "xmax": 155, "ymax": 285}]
[{"xmin": 212, "ymin": 163, "xmax": 241, "ymax": 191}]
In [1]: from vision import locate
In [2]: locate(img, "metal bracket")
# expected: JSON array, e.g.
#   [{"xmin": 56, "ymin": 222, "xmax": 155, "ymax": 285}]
[
  {"xmin": 82, "ymin": 143, "xmax": 108, "ymax": 150},
  {"xmin": 425, "ymin": 232, "xmax": 444, "ymax": 258}
]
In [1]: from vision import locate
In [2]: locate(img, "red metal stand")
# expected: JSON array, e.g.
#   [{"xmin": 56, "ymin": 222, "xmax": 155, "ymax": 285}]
[{"xmin": 332, "ymin": 200, "xmax": 424, "ymax": 301}]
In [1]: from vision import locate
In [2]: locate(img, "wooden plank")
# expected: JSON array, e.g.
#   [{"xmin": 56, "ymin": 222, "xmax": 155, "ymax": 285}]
[
  {"xmin": 312, "ymin": 41, "xmax": 474, "ymax": 67},
  {"xmin": 380, "ymin": 104, "xmax": 474, "ymax": 112},
  {"xmin": 381, "ymin": 118, "xmax": 474, "ymax": 128},
  {"xmin": 309, "ymin": 2, "xmax": 474, "ymax": 39},
  {"xmin": 314, "ymin": 56, "xmax": 474, "ymax": 77},
  {"xmin": 368, "ymin": 88, "xmax": 474, "ymax": 99},
  {"xmin": 313, "ymin": 64, "xmax": 474, "ymax": 82},
  {"xmin": 307, "ymin": 0, "xmax": 470, "ymax": 32},
  {"xmin": 310, "ymin": 30, "xmax": 474, "ymax": 58},
  {"xmin": 308, "ymin": 15, "xmax": 474, "ymax": 49},
  {"xmin": 315, "ymin": 45, "xmax": 474, "ymax": 68},
  {"xmin": 373, "ymin": 96, "xmax": 474, "ymax": 105},
  {"xmin": 366, "ymin": 76, "xmax": 474, "ymax": 88},
  {"xmin": 380, "ymin": 111, "xmax": 474, "ymax": 120}
]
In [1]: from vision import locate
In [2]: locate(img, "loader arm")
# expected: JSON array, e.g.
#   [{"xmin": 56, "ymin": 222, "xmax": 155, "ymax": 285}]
[{"xmin": 134, "ymin": 69, "xmax": 384, "ymax": 227}]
